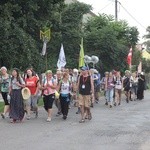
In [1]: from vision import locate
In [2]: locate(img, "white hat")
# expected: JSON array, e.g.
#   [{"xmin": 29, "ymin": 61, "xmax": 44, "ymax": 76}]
[
  {"xmin": 73, "ymin": 68, "xmax": 78, "ymax": 72},
  {"xmin": 0, "ymin": 66, "xmax": 7, "ymax": 71},
  {"xmin": 90, "ymin": 68, "xmax": 98, "ymax": 74},
  {"xmin": 21, "ymin": 87, "xmax": 31, "ymax": 100}
]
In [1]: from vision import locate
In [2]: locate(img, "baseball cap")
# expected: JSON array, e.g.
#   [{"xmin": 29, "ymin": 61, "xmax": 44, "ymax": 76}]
[{"xmin": 81, "ymin": 66, "xmax": 88, "ymax": 71}]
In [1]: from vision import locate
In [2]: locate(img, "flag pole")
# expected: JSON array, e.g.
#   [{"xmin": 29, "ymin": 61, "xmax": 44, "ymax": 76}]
[{"xmin": 45, "ymin": 52, "xmax": 48, "ymax": 70}]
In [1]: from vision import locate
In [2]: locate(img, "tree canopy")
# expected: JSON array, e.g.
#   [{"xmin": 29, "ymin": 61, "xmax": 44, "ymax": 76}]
[
  {"xmin": 83, "ymin": 14, "xmax": 139, "ymax": 72},
  {"xmin": 0, "ymin": 0, "xmax": 140, "ymax": 73}
]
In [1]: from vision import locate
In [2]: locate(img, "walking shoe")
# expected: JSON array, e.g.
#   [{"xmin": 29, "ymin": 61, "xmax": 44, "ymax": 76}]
[
  {"xmin": 76, "ymin": 111, "xmax": 80, "ymax": 114},
  {"xmin": 114, "ymin": 102, "xmax": 117, "ymax": 106},
  {"xmin": 35, "ymin": 111, "xmax": 38, "ymax": 118},
  {"xmin": 105, "ymin": 102, "xmax": 108, "ymax": 105},
  {"xmin": 63, "ymin": 115, "xmax": 67, "ymax": 120},
  {"xmin": 76, "ymin": 108, "xmax": 81, "ymax": 114},
  {"xmin": 26, "ymin": 116, "xmax": 31, "ymax": 120},
  {"xmin": 110, "ymin": 105, "xmax": 112, "ymax": 108},
  {"xmin": 88, "ymin": 113, "xmax": 92, "ymax": 120},
  {"xmin": 79, "ymin": 119, "xmax": 85, "ymax": 123},
  {"xmin": 118, "ymin": 103, "xmax": 121, "ymax": 105},
  {"xmin": 1, "ymin": 113, "xmax": 5, "ymax": 119},
  {"xmin": 47, "ymin": 117, "xmax": 51, "ymax": 122},
  {"xmin": 95, "ymin": 100, "xmax": 99, "ymax": 104},
  {"xmin": 56, "ymin": 112, "xmax": 62, "ymax": 117},
  {"xmin": 10, "ymin": 119, "xmax": 16, "ymax": 123}
]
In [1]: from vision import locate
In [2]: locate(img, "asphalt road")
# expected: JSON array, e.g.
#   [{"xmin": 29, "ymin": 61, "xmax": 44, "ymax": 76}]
[{"xmin": 0, "ymin": 91, "xmax": 150, "ymax": 150}]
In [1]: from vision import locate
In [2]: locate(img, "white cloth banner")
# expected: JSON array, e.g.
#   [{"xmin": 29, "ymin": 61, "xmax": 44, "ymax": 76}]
[
  {"xmin": 41, "ymin": 41, "xmax": 47, "ymax": 56},
  {"xmin": 57, "ymin": 44, "xmax": 66, "ymax": 69},
  {"xmin": 138, "ymin": 61, "xmax": 142, "ymax": 73}
]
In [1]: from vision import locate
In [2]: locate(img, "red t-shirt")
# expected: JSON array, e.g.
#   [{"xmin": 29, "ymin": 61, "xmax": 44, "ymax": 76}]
[{"xmin": 25, "ymin": 76, "xmax": 39, "ymax": 95}]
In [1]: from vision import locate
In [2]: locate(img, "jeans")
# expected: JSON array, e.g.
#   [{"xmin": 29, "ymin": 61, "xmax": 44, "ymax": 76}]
[{"xmin": 106, "ymin": 88, "xmax": 114, "ymax": 105}]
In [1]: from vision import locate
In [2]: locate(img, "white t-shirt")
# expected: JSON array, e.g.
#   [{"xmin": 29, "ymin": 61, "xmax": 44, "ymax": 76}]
[
  {"xmin": 60, "ymin": 81, "xmax": 70, "ymax": 94},
  {"xmin": 115, "ymin": 77, "xmax": 122, "ymax": 90}
]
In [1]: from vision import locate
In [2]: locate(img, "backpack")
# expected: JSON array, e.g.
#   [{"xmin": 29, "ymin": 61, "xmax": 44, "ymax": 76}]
[
  {"xmin": 123, "ymin": 77, "xmax": 130, "ymax": 88},
  {"xmin": 114, "ymin": 77, "xmax": 122, "ymax": 85},
  {"xmin": 41, "ymin": 77, "xmax": 55, "ymax": 96}
]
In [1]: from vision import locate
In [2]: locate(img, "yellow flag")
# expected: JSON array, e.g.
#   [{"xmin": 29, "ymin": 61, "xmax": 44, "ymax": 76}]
[
  {"xmin": 79, "ymin": 38, "xmax": 85, "ymax": 68},
  {"xmin": 40, "ymin": 29, "xmax": 51, "ymax": 41}
]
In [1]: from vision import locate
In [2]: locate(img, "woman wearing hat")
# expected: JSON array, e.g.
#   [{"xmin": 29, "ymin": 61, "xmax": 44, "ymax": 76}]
[
  {"xmin": 41, "ymin": 70, "xmax": 57, "ymax": 122},
  {"xmin": 24, "ymin": 69, "xmax": 40, "ymax": 120},
  {"xmin": 0, "ymin": 66, "xmax": 11, "ymax": 119},
  {"xmin": 9, "ymin": 68, "xmax": 25, "ymax": 123}
]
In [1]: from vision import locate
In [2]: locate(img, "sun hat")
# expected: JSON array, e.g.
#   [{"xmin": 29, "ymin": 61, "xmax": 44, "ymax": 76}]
[
  {"xmin": 21, "ymin": 87, "xmax": 31, "ymax": 100},
  {"xmin": 73, "ymin": 68, "xmax": 78, "ymax": 73}
]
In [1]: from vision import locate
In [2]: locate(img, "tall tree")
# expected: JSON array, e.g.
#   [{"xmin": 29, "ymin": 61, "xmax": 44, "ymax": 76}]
[
  {"xmin": 83, "ymin": 14, "xmax": 139, "ymax": 73},
  {"xmin": 61, "ymin": 2, "xmax": 91, "ymax": 68},
  {"xmin": 0, "ymin": 0, "xmax": 64, "ymax": 72}
]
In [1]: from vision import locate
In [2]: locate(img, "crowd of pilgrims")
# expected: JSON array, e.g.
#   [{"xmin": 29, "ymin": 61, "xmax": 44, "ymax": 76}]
[{"xmin": 0, "ymin": 66, "xmax": 146, "ymax": 123}]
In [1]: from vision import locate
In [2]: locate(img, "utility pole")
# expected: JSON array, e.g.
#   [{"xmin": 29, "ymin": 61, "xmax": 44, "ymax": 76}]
[{"xmin": 115, "ymin": 0, "xmax": 118, "ymax": 21}]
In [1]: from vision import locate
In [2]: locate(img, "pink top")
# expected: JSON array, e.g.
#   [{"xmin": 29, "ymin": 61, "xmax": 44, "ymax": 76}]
[
  {"xmin": 43, "ymin": 78, "xmax": 55, "ymax": 95},
  {"xmin": 107, "ymin": 77, "xmax": 115, "ymax": 89}
]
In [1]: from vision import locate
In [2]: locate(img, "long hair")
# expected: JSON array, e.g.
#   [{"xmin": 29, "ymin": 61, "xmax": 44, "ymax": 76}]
[
  {"xmin": 26, "ymin": 69, "xmax": 34, "ymax": 78},
  {"xmin": 11, "ymin": 68, "xmax": 21, "ymax": 82}
]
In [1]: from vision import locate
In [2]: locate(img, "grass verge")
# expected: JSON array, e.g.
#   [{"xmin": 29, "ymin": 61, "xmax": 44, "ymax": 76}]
[
  {"xmin": 0, "ymin": 102, "xmax": 4, "ymax": 113},
  {"xmin": 0, "ymin": 98, "xmax": 44, "ymax": 113}
]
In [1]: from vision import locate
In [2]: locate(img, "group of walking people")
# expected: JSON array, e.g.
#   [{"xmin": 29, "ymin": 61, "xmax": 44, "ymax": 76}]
[
  {"xmin": 0, "ymin": 66, "xmax": 95, "ymax": 123},
  {"xmin": 0, "ymin": 66, "xmax": 146, "ymax": 124},
  {"xmin": 101, "ymin": 70, "xmax": 146, "ymax": 108}
]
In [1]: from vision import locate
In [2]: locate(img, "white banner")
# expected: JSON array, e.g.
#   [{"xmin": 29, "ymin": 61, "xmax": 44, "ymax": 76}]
[
  {"xmin": 41, "ymin": 41, "xmax": 47, "ymax": 56},
  {"xmin": 57, "ymin": 44, "xmax": 66, "ymax": 69}
]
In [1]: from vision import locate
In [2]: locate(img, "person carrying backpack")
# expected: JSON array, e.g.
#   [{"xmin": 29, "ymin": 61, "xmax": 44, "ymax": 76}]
[
  {"xmin": 114, "ymin": 71, "xmax": 123, "ymax": 106},
  {"xmin": 57, "ymin": 72, "xmax": 72, "ymax": 120},
  {"xmin": 105, "ymin": 72, "xmax": 115, "ymax": 108},
  {"xmin": 41, "ymin": 70, "xmax": 57, "ymax": 122},
  {"xmin": 0, "ymin": 66, "xmax": 11, "ymax": 119}
]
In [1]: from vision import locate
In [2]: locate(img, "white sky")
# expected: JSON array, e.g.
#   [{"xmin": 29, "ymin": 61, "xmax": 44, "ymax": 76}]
[{"xmin": 79, "ymin": 0, "xmax": 150, "ymax": 43}]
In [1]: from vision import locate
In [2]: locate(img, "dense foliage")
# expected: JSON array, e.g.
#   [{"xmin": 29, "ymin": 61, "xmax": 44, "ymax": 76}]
[
  {"xmin": 0, "ymin": 0, "xmax": 140, "ymax": 74},
  {"xmin": 83, "ymin": 14, "xmax": 139, "ymax": 72}
]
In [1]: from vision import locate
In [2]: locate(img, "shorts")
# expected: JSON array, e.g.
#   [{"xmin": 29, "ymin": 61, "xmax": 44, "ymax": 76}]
[
  {"xmin": 1, "ymin": 92, "xmax": 9, "ymax": 105},
  {"xmin": 79, "ymin": 94, "xmax": 91, "ymax": 108},
  {"xmin": 124, "ymin": 87, "xmax": 131, "ymax": 92},
  {"xmin": 43, "ymin": 94, "xmax": 55, "ymax": 110},
  {"xmin": 115, "ymin": 89, "xmax": 122, "ymax": 95}
]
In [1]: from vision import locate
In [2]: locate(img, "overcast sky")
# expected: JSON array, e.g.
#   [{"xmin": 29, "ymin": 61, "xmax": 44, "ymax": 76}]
[{"xmin": 79, "ymin": 0, "xmax": 150, "ymax": 43}]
